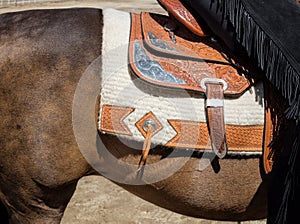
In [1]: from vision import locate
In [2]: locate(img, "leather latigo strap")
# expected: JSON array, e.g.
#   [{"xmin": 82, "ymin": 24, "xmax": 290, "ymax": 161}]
[{"xmin": 263, "ymin": 107, "xmax": 273, "ymax": 173}]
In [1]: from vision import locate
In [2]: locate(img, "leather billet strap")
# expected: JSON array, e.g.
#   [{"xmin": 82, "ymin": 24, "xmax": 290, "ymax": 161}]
[{"xmin": 203, "ymin": 80, "xmax": 228, "ymax": 158}]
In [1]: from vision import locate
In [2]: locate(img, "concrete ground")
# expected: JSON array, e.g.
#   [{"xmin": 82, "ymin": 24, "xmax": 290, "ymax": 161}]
[{"xmin": 61, "ymin": 175, "xmax": 266, "ymax": 224}]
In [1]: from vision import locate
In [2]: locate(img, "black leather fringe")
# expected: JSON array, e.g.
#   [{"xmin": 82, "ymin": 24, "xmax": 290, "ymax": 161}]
[
  {"xmin": 268, "ymin": 120, "xmax": 300, "ymax": 224},
  {"xmin": 213, "ymin": 0, "xmax": 300, "ymax": 223},
  {"xmin": 218, "ymin": 0, "xmax": 300, "ymax": 120}
]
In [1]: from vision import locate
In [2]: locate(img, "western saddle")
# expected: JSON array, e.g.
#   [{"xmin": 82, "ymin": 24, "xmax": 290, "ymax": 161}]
[{"xmin": 126, "ymin": 0, "xmax": 278, "ymax": 173}]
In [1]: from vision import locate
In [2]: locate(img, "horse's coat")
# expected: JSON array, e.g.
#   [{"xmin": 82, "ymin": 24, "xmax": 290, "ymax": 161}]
[{"xmin": 0, "ymin": 8, "xmax": 103, "ymax": 223}]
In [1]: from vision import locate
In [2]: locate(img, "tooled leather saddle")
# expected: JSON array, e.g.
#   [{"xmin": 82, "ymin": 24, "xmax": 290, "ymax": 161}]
[{"xmin": 127, "ymin": 0, "xmax": 278, "ymax": 173}]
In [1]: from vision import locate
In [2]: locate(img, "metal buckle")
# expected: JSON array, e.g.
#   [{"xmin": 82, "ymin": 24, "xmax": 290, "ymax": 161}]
[{"xmin": 200, "ymin": 78, "xmax": 228, "ymax": 91}]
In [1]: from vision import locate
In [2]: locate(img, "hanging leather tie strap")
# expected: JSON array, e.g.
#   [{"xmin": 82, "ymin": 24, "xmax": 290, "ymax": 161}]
[
  {"xmin": 138, "ymin": 123, "xmax": 153, "ymax": 169},
  {"xmin": 201, "ymin": 78, "xmax": 228, "ymax": 158}
]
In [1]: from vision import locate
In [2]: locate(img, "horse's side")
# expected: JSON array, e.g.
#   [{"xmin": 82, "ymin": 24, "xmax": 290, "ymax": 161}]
[{"xmin": 0, "ymin": 8, "xmax": 267, "ymax": 223}]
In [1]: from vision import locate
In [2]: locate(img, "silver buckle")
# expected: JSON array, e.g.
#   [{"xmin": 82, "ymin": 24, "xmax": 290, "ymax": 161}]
[{"xmin": 200, "ymin": 78, "xmax": 228, "ymax": 91}]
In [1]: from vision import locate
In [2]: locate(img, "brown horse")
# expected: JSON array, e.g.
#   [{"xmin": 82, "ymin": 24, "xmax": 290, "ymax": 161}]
[{"xmin": 0, "ymin": 8, "xmax": 269, "ymax": 224}]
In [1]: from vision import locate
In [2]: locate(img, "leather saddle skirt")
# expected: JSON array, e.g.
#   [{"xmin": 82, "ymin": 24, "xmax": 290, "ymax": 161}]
[{"xmin": 128, "ymin": 12, "xmax": 251, "ymax": 96}]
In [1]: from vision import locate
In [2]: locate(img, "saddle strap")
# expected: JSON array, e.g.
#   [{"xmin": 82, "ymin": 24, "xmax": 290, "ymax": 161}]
[
  {"xmin": 263, "ymin": 107, "xmax": 273, "ymax": 173},
  {"xmin": 205, "ymin": 82, "xmax": 227, "ymax": 158}
]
